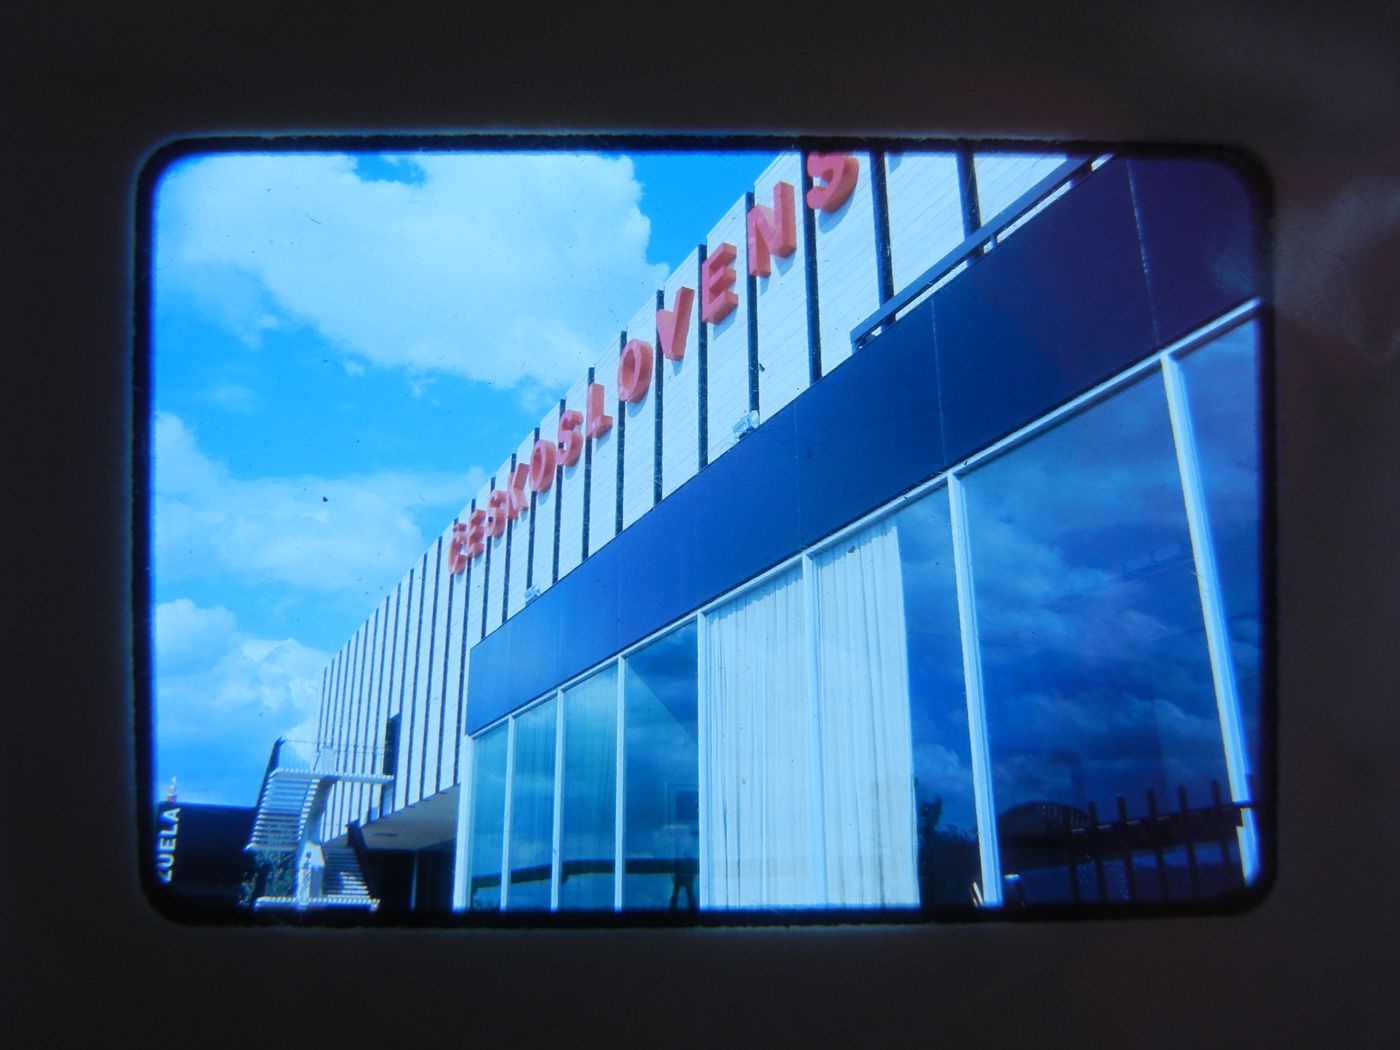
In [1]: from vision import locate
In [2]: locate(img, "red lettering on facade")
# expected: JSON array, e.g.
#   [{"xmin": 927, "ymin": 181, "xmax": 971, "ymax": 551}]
[
  {"xmin": 558, "ymin": 409, "xmax": 584, "ymax": 467},
  {"xmin": 617, "ymin": 339, "xmax": 654, "ymax": 403},
  {"xmin": 529, "ymin": 438, "xmax": 557, "ymax": 493},
  {"xmin": 701, "ymin": 243, "xmax": 739, "ymax": 325},
  {"xmin": 586, "ymin": 382, "xmax": 613, "ymax": 439},
  {"xmin": 466, "ymin": 509, "xmax": 486, "ymax": 559},
  {"xmin": 746, "ymin": 181, "xmax": 797, "ymax": 277},
  {"xmin": 448, "ymin": 522, "xmax": 470, "ymax": 574},
  {"xmin": 507, "ymin": 463, "xmax": 530, "ymax": 519},
  {"xmin": 805, "ymin": 153, "xmax": 860, "ymax": 213},
  {"xmin": 486, "ymin": 490, "xmax": 509, "ymax": 540},
  {"xmin": 657, "ymin": 286, "xmax": 694, "ymax": 361}
]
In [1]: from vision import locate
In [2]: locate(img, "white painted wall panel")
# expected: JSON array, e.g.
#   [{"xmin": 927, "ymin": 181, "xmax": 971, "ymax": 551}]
[
  {"xmin": 555, "ymin": 376, "xmax": 589, "ymax": 580},
  {"xmin": 753, "ymin": 152, "xmax": 810, "ymax": 419},
  {"xmin": 343, "ymin": 626, "xmax": 368, "ymax": 829},
  {"xmin": 704, "ymin": 198, "xmax": 751, "ymax": 463},
  {"xmin": 323, "ymin": 642, "xmax": 346, "ymax": 836},
  {"xmin": 621, "ymin": 296, "xmax": 659, "ymax": 530},
  {"xmin": 404, "ymin": 548, "xmax": 433, "ymax": 807},
  {"xmin": 369, "ymin": 586, "xmax": 398, "ymax": 815},
  {"xmin": 422, "ymin": 528, "xmax": 456, "ymax": 801},
  {"xmin": 391, "ymin": 564, "xmax": 418, "ymax": 816},
  {"xmin": 465, "ymin": 480, "xmax": 490, "ymax": 649},
  {"xmin": 442, "ymin": 560, "xmax": 468, "ymax": 790},
  {"xmin": 505, "ymin": 430, "xmax": 537, "ymax": 621},
  {"xmin": 354, "ymin": 603, "xmax": 382, "ymax": 822},
  {"xmin": 884, "ymin": 151, "xmax": 964, "ymax": 293},
  {"xmin": 529, "ymin": 403, "xmax": 562, "ymax": 594},
  {"xmin": 483, "ymin": 458, "xmax": 511, "ymax": 637},
  {"xmin": 586, "ymin": 338, "xmax": 622, "ymax": 556},
  {"xmin": 974, "ymin": 151, "xmax": 1066, "ymax": 229},
  {"xmin": 660, "ymin": 250, "xmax": 702, "ymax": 499},
  {"xmin": 814, "ymin": 152, "xmax": 881, "ymax": 375}
]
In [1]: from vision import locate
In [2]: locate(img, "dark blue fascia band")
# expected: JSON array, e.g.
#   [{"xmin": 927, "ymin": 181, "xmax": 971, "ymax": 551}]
[{"xmin": 465, "ymin": 156, "xmax": 1261, "ymax": 733}]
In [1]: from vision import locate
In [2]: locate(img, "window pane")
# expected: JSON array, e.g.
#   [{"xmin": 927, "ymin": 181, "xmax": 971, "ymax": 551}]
[
  {"xmin": 559, "ymin": 667, "xmax": 618, "ymax": 909},
  {"xmin": 963, "ymin": 373, "xmax": 1234, "ymax": 904},
  {"xmin": 1179, "ymin": 322, "xmax": 1263, "ymax": 778},
  {"xmin": 889, "ymin": 489, "xmax": 982, "ymax": 907},
  {"xmin": 505, "ymin": 699, "xmax": 557, "ymax": 910},
  {"xmin": 467, "ymin": 725, "xmax": 508, "ymax": 911},
  {"xmin": 623, "ymin": 622, "xmax": 699, "ymax": 910}
]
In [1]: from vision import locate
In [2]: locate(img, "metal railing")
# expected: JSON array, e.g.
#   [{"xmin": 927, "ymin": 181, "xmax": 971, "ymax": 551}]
[
  {"xmin": 272, "ymin": 738, "xmax": 385, "ymax": 775},
  {"xmin": 850, "ymin": 153, "xmax": 1099, "ymax": 351}
]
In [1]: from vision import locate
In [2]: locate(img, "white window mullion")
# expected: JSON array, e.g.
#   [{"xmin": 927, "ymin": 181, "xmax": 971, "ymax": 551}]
[
  {"xmin": 551, "ymin": 690, "xmax": 564, "ymax": 911},
  {"xmin": 800, "ymin": 553, "xmax": 829, "ymax": 904},
  {"xmin": 1161, "ymin": 354, "xmax": 1260, "ymax": 883},
  {"xmin": 499, "ymin": 716, "xmax": 516, "ymax": 911},
  {"xmin": 695, "ymin": 610, "xmax": 709, "ymax": 910},
  {"xmin": 452, "ymin": 733, "xmax": 476, "ymax": 912},
  {"xmin": 614, "ymin": 658, "xmax": 627, "ymax": 912},
  {"xmin": 947, "ymin": 473, "xmax": 1003, "ymax": 908}
]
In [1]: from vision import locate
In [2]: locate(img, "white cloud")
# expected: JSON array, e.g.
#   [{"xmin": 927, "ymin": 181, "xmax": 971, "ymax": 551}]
[
  {"xmin": 154, "ymin": 411, "xmax": 484, "ymax": 596},
  {"xmin": 206, "ymin": 382, "xmax": 258, "ymax": 411},
  {"xmin": 155, "ymin": 151, "xmax": 669, "ymax": 391},
  {"xmin": 154, "ymin": 598, "xmax": 330, "ymax": 804}
]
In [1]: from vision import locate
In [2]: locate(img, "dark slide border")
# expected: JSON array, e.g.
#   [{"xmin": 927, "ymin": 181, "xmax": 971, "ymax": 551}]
[{"xmin": 5, "ymin": 1, "xmax": 1398, "ymax": 1044}]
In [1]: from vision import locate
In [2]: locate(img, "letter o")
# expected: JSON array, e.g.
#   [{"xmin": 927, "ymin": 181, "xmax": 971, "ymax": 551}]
[
  {"xmin": 617, "ymin": 339, "xmax": 654, "ymax": 403},
  {"xmin": 528, "ymin": 438, "xmax": 557, "ymax": 493}
]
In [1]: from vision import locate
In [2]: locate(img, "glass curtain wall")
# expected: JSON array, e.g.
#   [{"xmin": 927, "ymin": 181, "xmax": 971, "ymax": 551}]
[
  {"xmin": 505, "ymin": 698, "xmax": 556, "ymax": 909},
  {"xmin": 886, "ymin": 489, "xmax": 982, "ymax": 907},
  {"xmin": 623, "ymin": 623, "xmax": 699, "ymax": 910},
  {"xmin": 1177, "ymin": 323, "xmax": 1263, "ymax": 777},
  {"xmin": 458, "ymin": 313, "xmax": 1264, "ymax": 914},
  {"xmin": 559, "ymin": 667, "xmax": 618, "ymax": 909},
  {"xmin": 464, "ymin": 625, "xmax": 700, "ymax": 913},
  {"xmin": 466, "ymin": 725, "xmax": 507, "ymax": 910}
]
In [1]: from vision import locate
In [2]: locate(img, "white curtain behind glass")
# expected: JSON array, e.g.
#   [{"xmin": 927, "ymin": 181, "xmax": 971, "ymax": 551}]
[
  {"xmin": 701, "ymin": 568, "xmax": 820, "ymax": 907},
  {"xmin": 813, "ymin": 516, "xmax": 919, "ymax": 906}
]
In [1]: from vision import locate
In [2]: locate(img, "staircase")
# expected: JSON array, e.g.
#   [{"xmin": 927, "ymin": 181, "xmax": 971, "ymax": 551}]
[
  {"xmin": 245, "ymin": 739, "xmax": 392, "ymax": 912},
  {"xmin": 322, "ymin": 846, "xmax": 376, "ymax": 906}
]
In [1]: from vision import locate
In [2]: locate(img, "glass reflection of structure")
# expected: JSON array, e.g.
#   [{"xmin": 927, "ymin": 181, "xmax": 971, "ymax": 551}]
[
  {"xmin": 559, "ymin": 668, "xmax": 618, "ymax": 909},
  {"xmin": 623, "ymin": 623, "xmax": 699, "ymax": 910},
  {"xmin": 505, "ymin": 698, "xmax": 556, "ymax": 909},
  {"xmin": 954, "ymin": 320, "xmax": 1262, "ymax": 905},
  {"xmin": 461, "ymin": 314, "xmax": 1264, "ymax": 915},
  {"xmin": 467, "ymin": 725, "xmax": 507, "ymax": 910},
  {"xmin": 890, "ymin": 488, "xmax": 982, "ymax": 907}
]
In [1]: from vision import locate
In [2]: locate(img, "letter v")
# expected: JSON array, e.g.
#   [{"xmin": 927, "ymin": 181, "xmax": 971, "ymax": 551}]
[{"xmin": 657, "ymin": 286, "xmax": 695, "ymax": 362}]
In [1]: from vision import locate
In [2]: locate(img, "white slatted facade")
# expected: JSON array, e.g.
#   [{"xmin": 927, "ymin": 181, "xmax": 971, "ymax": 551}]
[
  {"xmin": 555, "ymin": 375, "xmax": 589, "ymax": 580},
  {"xmin": 421, "ymin": 528, "xmax": 453, "ymax": 801},
  {"xmin": 401, "ymin": 549, "xmax": 430, "ymax": 807},
  {"xmin": 974, "ymin": 151, "xmax": 1066, "ymax": 231},
  {"xmin": 505, "ymin": 429, "xmax": 537, "ymax": 621},
  {"xmin": 660, "ymin": 251, "xmax": 702, "ymax": 499},
  {"xmin": 529, "ymin": 403, "xmax": 562, "ymax": 592},
  {"xmin": 703, "ymin": 198, "xmax": 751, "ymax": 464},
  {"xmin": 620, "ymin": 296, "xmax": 659, "ymax": 530},
  {"xmin": 753, "ymin": 152, "xmax": 811, "ymax": 419},
  {"xmin": 390, "ymin": 565, "xmax": 418, "ymax": 814},
  {"xmin": 302, "ymin": 145, "xmax": 1092, "ymax": 848},
  {"xmin": 813, "ymin": 152, "xmax": 880, "ymax": 375},
  {"xmin": 586, "ymin": 337, "xmax": 623, "ymax": 557},
  {"xmin": 483, "ymin": 459, "xmax": 511, "ymax": 638},
  {"xmin": 465, "ymin": 481, "xmax": 490, "ymax": 647},
  {"xmin": 356, "ymin": 600, "xmax": 387, "ymax": 822},
  {"xmin": 376, "ymin": 578, "xmax": 405, "ymax": 816},
  {"xmin": 884, "ymin": 150, "xmax": 964, "ymax": 293}
]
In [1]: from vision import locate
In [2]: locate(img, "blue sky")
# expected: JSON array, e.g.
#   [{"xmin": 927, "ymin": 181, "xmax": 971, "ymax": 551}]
[{"xmin": 151, "ymin": 146, "xmax": 774, "ymax": 805}]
